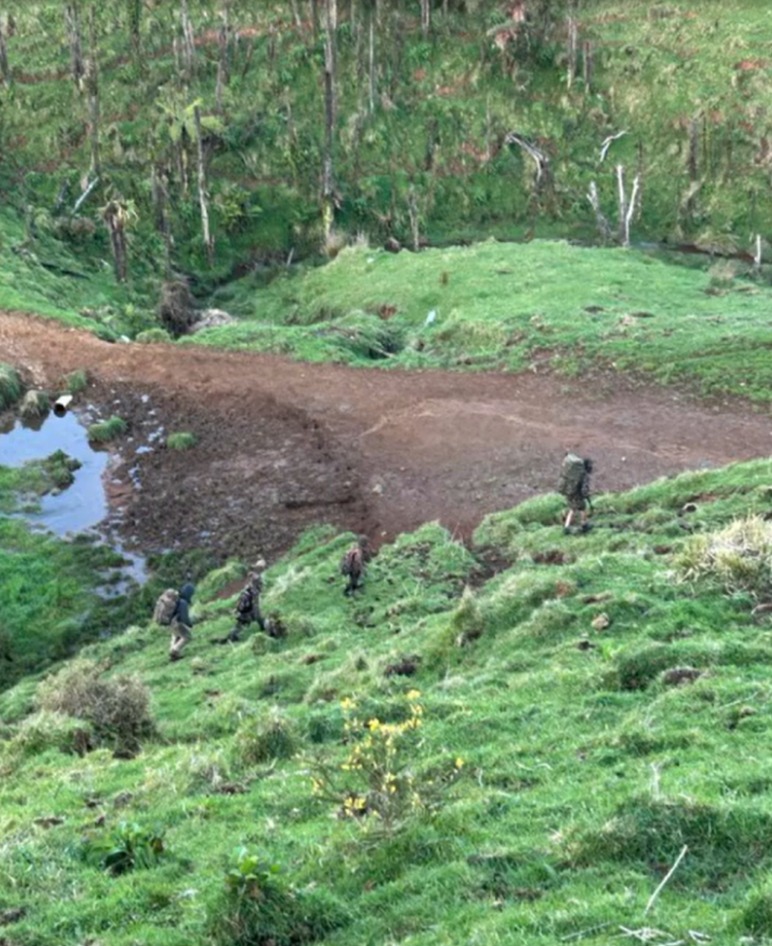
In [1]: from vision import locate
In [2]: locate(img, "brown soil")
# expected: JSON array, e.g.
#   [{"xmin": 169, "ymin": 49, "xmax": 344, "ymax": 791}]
[{"xmin": 2, "ymin": 310, "xmax": 771, "ymax": 565}]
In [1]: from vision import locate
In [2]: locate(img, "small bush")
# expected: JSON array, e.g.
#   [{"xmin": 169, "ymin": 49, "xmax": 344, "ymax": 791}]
[
  {"xmin": 166, "ymin": 431, "xmax": 197, "ymax": 450},
  {"xmin": 37, "ymin": 659, "xmax": 153, "ymax": 755},
  {"xmin": 210, "ymin": 847, "xmax": 348, "ymax": 946},
  {"xmin": 135, "ymin": 327, "xmax": 173, "ymax": 344},
  {"xmin": 19, "ymin": 389, "xmax": 50, "ymax": 421},
  {"xmin": 88, "ymin": 415, "xmax": 128, "ymax": 443},
  {"xmin": 233, "ymin": 706, "xmax": 298, "ymax": 765},
  {"xmin": 0, "ymin": 362, "xmax": 22, "ymax": 410},
  {"xmin": 675, "ymin": 516, "xmax": 772, "ymax": 600},
  {"xmin": 158, "ymin": 278, "xmax": 197, "ymax": 337},
  {"xmin": 9, "ymin": 709, "xmax": 93, "ymax": 758},
  {"xmin": 65, "ymin": 369, "xmax": 88, "ymax": 394},
  {"xmin": 82, "ymin": 820, "xmax": 165, "ymax": 875}
]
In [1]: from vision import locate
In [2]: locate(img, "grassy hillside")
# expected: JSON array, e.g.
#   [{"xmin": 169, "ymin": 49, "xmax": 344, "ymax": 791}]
[{"xmin": 3, "ymin": 461, "xmax": 772, "ymax": 944}]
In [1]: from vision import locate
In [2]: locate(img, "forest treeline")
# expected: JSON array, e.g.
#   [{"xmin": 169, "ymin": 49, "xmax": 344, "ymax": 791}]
[{"xmin": 0, "ymin": 0, "xmax": 769, "ymax": 291}]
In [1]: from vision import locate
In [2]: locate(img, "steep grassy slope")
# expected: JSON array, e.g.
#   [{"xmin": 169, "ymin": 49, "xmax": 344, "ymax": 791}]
[{"xmin": 3, "ymin": 462, "xmax": 772, "ymax": 944}]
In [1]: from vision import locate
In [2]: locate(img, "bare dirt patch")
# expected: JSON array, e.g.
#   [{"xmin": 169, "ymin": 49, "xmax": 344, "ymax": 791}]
[{"xmin": 2, "ymin": 310, "xmax": 771, "ymax": 565}]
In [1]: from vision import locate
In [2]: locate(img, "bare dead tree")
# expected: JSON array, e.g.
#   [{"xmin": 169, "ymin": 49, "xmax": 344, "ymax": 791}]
[
  {"xmin": 505, "ymin": 131, "xmax": 553, "ymax": 198},
  {"xmin": 599, "ymin": 130, "xmax": 626, "ymax": 163},
  {"xmin": 102, "ymin": 199, "xmax": 131, "ymax": 282},
  {"xmin": 420, "ymin": 0, "xmax": 431, "ymax": 39},
  {"xmin": 616, "ymin": 164, "xmax": 640, "ymax": 247},
  {"xmin": 193, "ymin": 105, "xmax": 214, "ymax": 265},
  {"xmin": 586, "ymin": 181, "xmax": 611, "ymax": 242}
]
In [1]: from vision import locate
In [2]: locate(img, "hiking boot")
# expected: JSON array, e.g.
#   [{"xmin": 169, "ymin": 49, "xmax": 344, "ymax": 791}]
[{"xmin": 580, "ymin": 522, "xmax": 593, "ymax": 534}]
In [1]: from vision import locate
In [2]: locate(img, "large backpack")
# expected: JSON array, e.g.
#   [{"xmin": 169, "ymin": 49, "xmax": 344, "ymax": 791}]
[
  {"xmin": 153, "ymin": 588, "xmax": 180, "ymax": 626},
  {"xmin": 340, "ymin": 546, "xmax": 363, "ymax": 578},
  {"xmin": 558, "ymin": 454, "xmax": 586, "ymax": 498},
  {"xmin": 236, "ymin": 586, "xmax": 255, "ymax": 617}
]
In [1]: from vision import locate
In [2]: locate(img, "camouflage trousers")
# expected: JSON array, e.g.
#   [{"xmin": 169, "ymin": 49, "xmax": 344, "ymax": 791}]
[{"xmin": 169, "ymin": 619, "xmax": 192, "ymax": 658}]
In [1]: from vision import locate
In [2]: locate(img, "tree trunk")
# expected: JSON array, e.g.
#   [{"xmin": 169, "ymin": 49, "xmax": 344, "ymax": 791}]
[
  {"xmin": 567, "ymin": 7, "xmax": 577, "ymax": 90},
  {"xmin": 420, "ymin": 0, "xmax": 431, "ymax": 38},
  {"xmin": 180, "ymin": 0, "xmax": 196, "ymax": 78},
  {"xmin": 103, "ymin": 201, "xmax": 128, "ymax": 282},
  {"xmin": 63, "ymin": 1, "xmax": 84, "ymax": 90},
  {"xmin": 0, "ymin": 21, "xmax": 9, "ymax": 85},
  {"xmin": 85, "ymin": 5, "xmax": 100, "ymax": 175},
  {"xmin": 127, "ymin": 0, "xmax": 141, "ymax": 65},
  {"xmin": 215, "ymin": 2, "xmax": 232, "ymax": 113},
  {"xmin": 368, "ymin": 0, "xmax": 377, "ymax": 113},
  {"xmin": 322, "ymin": 0, "xmax": 337, "ymax": 241},
  {"xmin": 193, "ymin": 105, "xmax": 214, "ymax": 265}
]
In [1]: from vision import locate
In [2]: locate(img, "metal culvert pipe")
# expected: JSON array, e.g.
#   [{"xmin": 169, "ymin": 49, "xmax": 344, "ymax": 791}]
[{"xmin": 53, "ymin": 395, "xmax": 74, "ymax": 417}]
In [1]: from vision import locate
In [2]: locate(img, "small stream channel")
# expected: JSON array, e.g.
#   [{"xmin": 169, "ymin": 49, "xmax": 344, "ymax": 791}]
[{"xmin": 1, "ymin": 409, "xmax": 147, "ymax": 589}]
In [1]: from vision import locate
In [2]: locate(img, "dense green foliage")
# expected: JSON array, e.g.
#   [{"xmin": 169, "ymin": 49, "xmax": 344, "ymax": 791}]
[{"xmin": 0, "ymin": 0, "xmax": 770, "ymax": 337}]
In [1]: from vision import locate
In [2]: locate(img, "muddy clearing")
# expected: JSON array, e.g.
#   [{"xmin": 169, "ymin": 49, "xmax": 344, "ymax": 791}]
[{"xmin": 2, "ymin": 310, "xmax": 771, "ymax": 565}]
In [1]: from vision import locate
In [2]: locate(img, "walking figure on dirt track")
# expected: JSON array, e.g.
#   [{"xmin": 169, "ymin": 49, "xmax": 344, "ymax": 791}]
[{"xmin": 558, "ymin": 452, "xmax": 594, "ymax": 534}]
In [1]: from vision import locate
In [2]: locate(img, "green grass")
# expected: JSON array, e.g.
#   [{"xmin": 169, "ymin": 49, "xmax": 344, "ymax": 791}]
[
  {"xmin": 2, "ymin": 461, "xmax": 772, "ymax": 943},
  {"xmin": 185, "ymin": 240, "xmax": 772, "ymax": 402},
  {"xmin": 87, "ymin": 415, "xmax": 128, "ymax": 444},
  {"xmin": 165, "ymin": 431, "xmax": 197, "ymax": 451}
]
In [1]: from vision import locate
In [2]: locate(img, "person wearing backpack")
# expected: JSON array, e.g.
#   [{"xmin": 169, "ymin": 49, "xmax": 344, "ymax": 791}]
[
  {"xmin": 212, "ymin": 560, "xmax": 267, "ymax": 645},
  {"xmin": 169, "ymin": 582, "xmax": 196, "ymax": 661},
  {"xmin": 341, "ymin": 535, "xmax": 369, "ymax": 596},
  {"xmin": 559, "ymin": 453, "xmax": 594, "ymax": 534}
]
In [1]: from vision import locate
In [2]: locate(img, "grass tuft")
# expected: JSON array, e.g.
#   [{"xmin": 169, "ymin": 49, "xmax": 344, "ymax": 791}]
[{"xmin": 87, "ymin": 415, "xmax": 128, "ymax": 443}]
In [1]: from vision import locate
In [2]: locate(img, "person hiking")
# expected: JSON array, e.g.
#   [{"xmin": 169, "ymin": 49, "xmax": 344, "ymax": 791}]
[
  {"xmin": 169, "ymin": 582, "xmax": 196, "ymax": 661},
  {"xmin": 341, "ymin": 535, "xmax": 369, "ymax": 596},
  {"xmin": 559, "ymin": 453, "xmax": 594, "ymax": 534},
  {"xmin": 213, "ymin": 560, "xmax": 267, "ymax": 644}
]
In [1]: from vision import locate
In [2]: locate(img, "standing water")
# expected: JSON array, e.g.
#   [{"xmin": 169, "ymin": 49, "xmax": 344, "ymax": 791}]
[{"xmin": 0, "ymin": 409, "xmax": 146, "ymax": 584}]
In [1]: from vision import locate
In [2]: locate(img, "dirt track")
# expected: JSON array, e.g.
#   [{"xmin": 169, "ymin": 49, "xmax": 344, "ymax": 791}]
[{"xmin": 2, "ymin": 310, "xmax": 771, "ymax": 564}]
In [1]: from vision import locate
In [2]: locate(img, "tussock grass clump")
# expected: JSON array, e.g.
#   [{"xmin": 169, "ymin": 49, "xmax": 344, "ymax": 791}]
[
  {"xmin": 65, "ymin": 369, "xmax": 88, "ymax": 394},
  {"xmin": 7, "ymin": 709, "xmax": 93, "ymax": 759},
  {"xmin": 19, "ymin": 388, "xmax": 49, "ymax": 421},
  {"xmin": 0, "ymin": 362, "xmax": 22, "ymax": 410},
  {"xmin": 573, "ymin": 797, "xmax": 772, "ymax": 888},
  {"xmin": 37, "ymin": 659, "xmax": 153, "ymax": 756},
  {"xmin": 675, "ymin": 515, "xmax": 772, "ymax": 599},
  {"xmin": 166, "ymin": 430, "xmax": 197, "ymax": 450},
  {"xmin": 210, "ymin": 847, "xmax": 348, "ymax": 946},
  {"xmin": 87, "ymin": 414, "xmax": 128, "ymax": 443},
  {"xmin": 135, "ymin": 327, "xmax": 172, "ymax": 343},
  {"xmin": 233, "ymin": 706, "xmax": 298, "ymax": 764}
]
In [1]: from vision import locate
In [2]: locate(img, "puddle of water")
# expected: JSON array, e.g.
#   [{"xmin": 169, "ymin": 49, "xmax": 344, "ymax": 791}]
[
  {"xmin": 1, "ymin": 411, "xmax": 148, "ymax": 587},
  {"xmin": 2, "ymin": 411, "xmax": 109, "ymax": 534}
]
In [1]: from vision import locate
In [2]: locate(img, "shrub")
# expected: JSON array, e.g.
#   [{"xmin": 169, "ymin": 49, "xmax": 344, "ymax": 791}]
[
  {"xmin": 233, "ymin": 706, "xmax": 298, "ymax": 765},
  {"xmin": 135, "ymin": 327, "xmax": 173, "ymax": 344},
  {"xmin": 158, "ymin": 278, "xmax": 197, "ymax": 337},
  {"xmin": 210, "ymin": 846, "xmax": 348, "ymax": 946},
  {"xmin": 64, "ymin": 369, "xmax": 88, "ymax": 394},
  {"xmin": 82, "ymin": 821, "xmax": 165, "ymax": 875},
  {"xmin": 42, "ymin": 449, "xmax": 82, "ymax": 489},
  {"xmin": 308, "ymin": 691, "xmax": 463, "ymax": 836},
  {"xmin": 19, "ymin": 389, "xmax": 49, "ymax": 421},
  {"xmin": 37, "ymin": 659, "xmax": 153, "ymax": 755},
  {"xmin": 87, "ymin": 415, "xmax": 128, "ymax": 443},
  {"xmin": 0, "ymin": 362, "xmax": 22, "ymax": 410},
  {"xmin": 166, "ymin": 430, "xmax": 197, "ymax": 450},
  {"xmin": 675, "ymin": 516, "xmax": 772, "ymax": 600}
]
